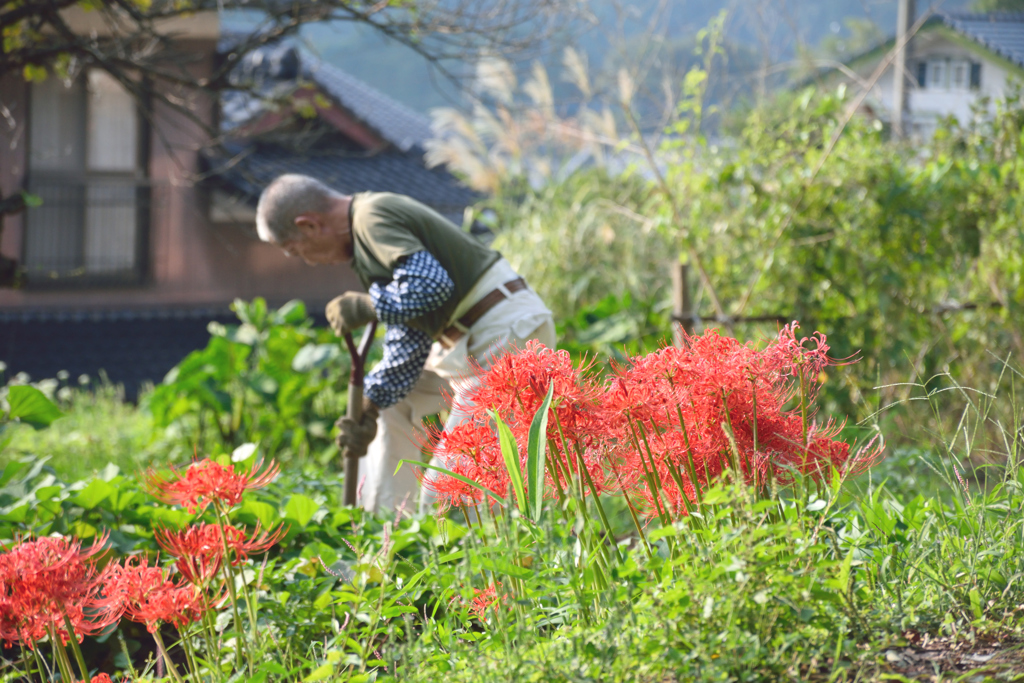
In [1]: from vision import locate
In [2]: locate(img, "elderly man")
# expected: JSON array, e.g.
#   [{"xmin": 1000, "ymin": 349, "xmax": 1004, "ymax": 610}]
[{"xmin": 255, "ymin": 174, "xmax": 555, "ymax": 514}]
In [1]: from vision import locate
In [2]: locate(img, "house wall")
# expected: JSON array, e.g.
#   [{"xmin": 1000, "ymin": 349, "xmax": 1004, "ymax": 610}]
[
  {"xmin": 0, "ymin": 75, "xmax": 29, "ymax": 276},
  {"xmin": 0, "ymin": 41, "xmax": 361, "ymax": 316},
  {"xmin": 855, "ymin": 29, "xmax": 1021, "ymax": 138}
]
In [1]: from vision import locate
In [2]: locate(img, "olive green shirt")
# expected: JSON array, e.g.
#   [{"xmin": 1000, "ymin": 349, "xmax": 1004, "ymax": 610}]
[{"xmin": 349, "ymin": 192, "xmax": 501, "ymax": 338}]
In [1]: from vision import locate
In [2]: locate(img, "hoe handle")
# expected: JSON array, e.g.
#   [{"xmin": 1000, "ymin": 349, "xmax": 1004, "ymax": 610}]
[{"xmin": 342, "ymin": 321, "xmax": 377, "ymax": 507}]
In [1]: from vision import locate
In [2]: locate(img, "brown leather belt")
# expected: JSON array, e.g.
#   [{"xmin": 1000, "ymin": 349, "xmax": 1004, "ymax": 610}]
[{"xmin": 438, "ymin": 277, "xmax": 528, "ymax": 348}]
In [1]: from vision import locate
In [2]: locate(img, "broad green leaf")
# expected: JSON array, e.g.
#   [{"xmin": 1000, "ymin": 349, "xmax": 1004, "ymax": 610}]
[
  {"xmin": 262, "ymin": 663, "xmax": 288, "ymax": 675},
  {"xmin": 304, "ymin": 663, "xmax": 334, "ymax": 682},
  {"xmin": 7, "ymin": 386, "xmax": 62, "ymax": 428},
  {"xmin": 240, "ymin": 500, "xmax": 278, "ymax": 529},
  {"xmin": 491, "ymin": 411, "xmax": 526, "ymax": 515},
  {"xmin": 74, "ymin": 479, "xmax": 115, "ymax": 508},
  {"xmin": 284, "ymin": 494, "xmax": 320, "ymax": 527},
  {"xmin": 526, "ymin": 383, "xmax": 554, "ymax": 522},
  {"xmin": 0, "ymin": 460, "xmax": 29, "ymax": 488}
]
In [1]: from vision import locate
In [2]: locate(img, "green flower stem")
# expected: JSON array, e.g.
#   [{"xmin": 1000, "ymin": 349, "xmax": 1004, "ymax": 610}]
[
  {"xmin": 648, "ymin": 417, "xmax": 700, "ymax": 523},
  {"xmin": 20, "ymin": 644, "xmax": 39, "ymax": 683},
  {"xmin": 552, "ymin": 414, "xmax": 586, "ymax": 507},
  {"xmin": 612, "ymin": 467, "xmax": 653, "ymax": 559},
  {"xmin": 61, "ymin": 613, "xmax": 90, "ymax": 682},
  {"xmin": 152, "ymin": 628, "xmax": 186, "ymax": 683},
  {"xmin": 213, "ymin": 504, "xmax": 253, "ymax": 676},
  {"xmin": 216, "ymin": 506, "xmax": 262, "ymax": 653},
  {"xmin": 46, "ymin": 626, "xmax": 74, "ymax": 683},
  {"xmin": 180, "ymin": 629, "xmax": 201, "ymax": 681},
  {"xmin": 574, "ymin": 449, "xmax": 622, "ymax": 564},
  {"xmin": 625, "ymin": 415, "xmax": 671, "ymax": 527},
  {"xmin": 31, "ymin": 644, "xmax": 47, "ymax": 683},
  {"xmin": 199, "ymin": 608, "xmax": 223, "ymax": 682}
]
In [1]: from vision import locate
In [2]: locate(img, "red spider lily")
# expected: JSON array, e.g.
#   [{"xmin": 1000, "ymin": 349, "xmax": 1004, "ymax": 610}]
[
  {"xmin": 467, "ymin": 583, "xmax": 506, "ymax": 619},
  {"xmin": 74, "ymin": 675, "xmax": 116, "ymax": 683},
  {"xmin": 0, "ymin": 533, "xmax": 121, "ymax": 648},
  {"xmin": 461, "ymin": 340, "xmax": 604, "ymax": 444},
  {"xmin": 105, "ymin": 556, "xmax": 207, "ymax": 634},
  {"xmin": 600, "ymin": 324, "xmax": 882, "ymax": 518},
  {"xmin": 145, "ymin": 458, "xmax": 280, "ymax": 513},
  {"xmin": 423, "ymin": 422, "xmax": 509, "ymax": 510},
  {"xmin": 433, "ymin": 341, "xmax": 613, "ymax": 506},
  {"xmin": 155, "ymin": 522, "xmax": 287, "ymax": 584}
]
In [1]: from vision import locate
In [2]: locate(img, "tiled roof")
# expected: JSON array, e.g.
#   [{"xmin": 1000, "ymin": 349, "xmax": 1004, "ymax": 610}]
[
  {"xmin": 206, "ymin": 143, "xmax": 479, "ymax": 217},
  {"xmin": 299, "ymin": 52, "xmax": 434, "ymax": 153},
  {"xmin": 225, "ymin": 43, "xmax": 434, "ymax": 153},
  {"xmin": 939, "ymin": 12, "xmax": 1024, "ymax": 69},
  {"xmin": 212, "ymin": 43, "xmax": 479, "ymax": 218}
]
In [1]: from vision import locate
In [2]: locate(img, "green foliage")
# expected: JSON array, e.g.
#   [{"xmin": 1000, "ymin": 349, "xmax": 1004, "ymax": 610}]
[
  {"xmin": 5, "ymin": 380, "xmax": 163, "ymax": 481},
  {"xmin": 491, "ymin": 83, "xmax": 1024, "ymax": 440},
  {"xmin": 4, "ymin": 338, "xmax": 1024, "ymax": 680},
  {"xmin": 490, "ymin": 169, "xmax": 673, "ymax": 359},
  {"xmin": 145, "ymin": 298, "xmax": 355, "ymax": 465}
]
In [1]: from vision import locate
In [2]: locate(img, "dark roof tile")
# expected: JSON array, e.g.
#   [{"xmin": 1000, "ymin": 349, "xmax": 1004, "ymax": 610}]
[
  {"xmin": 206, "ymin": 144, "xmax": 479, "ymax": 217},
  {"xmin": 940, "ymin": 12, "xmax": 1024, "ymax": 69}
]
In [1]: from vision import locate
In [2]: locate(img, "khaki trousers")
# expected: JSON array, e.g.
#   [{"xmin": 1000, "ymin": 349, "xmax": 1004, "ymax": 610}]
[{"xmin": 356, "ymin": 307, "xmax": 556, "ymax": 516}]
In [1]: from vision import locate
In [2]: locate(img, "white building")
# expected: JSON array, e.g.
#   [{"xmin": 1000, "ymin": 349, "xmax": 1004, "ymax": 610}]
[{"xmin": 836, "ymin": 12, "xmax": 1024, "ymax": 137}]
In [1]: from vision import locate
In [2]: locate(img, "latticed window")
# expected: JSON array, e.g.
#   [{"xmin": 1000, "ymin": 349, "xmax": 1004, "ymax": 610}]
[
  {"xmin": 917, "ymin": 58, "xmax": 982, "ymax": 91},
  {"xmin": 25, "ymin": 71, "xmax": 148, "ymax": 285}
]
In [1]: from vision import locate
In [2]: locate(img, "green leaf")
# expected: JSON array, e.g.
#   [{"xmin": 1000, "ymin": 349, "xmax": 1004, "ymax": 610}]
[
  {"xmin": 284, "ymin": 494, "xmax": 320, "ymax": 528},
  {"xmin": 262, "ymin": 662, "xmax": 288, "ymax": 675},
  {"xmin": 0, "ymin": 460, "xmax": 29, "ymax": 488},
  {"xmin": 292, "ymin": 343, "xmax": 342, "ymax": 373},
  {"xmin": 526, "ymin": 383, "xmax": 554, "ymax": 522},
  {"xmin": 305, "ymin": 663, "xmax": 335, "ymax": 682},
  {"xmin": 7, "ymin": 386, "xmax": 62, "ymax": 428},
  {"xmin": 241, "ymin": 500, "xmax": 278, "ymax": 529},
  {"xmin": 491, "ymin": 411, "xmax": 526, "ymax": 515},
  {"xmin": 74, "ymin": 479, "xmax": 115, "ymax": 509}
]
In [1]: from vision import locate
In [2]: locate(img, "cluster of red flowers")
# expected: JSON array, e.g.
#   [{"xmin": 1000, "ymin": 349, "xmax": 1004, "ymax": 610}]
[
  {"xmin": 0, "ymin": 533, "xmax": 120, "ymax": 648},
  {"xmin": 145, "ymin": 458, "xmax": 280, "ymax": 513},
  {"xmin": 427, "ymin": 325, "xmax": 883, "ymax": 518},
  {"xmin": 426, "ymin": 341, "xmax": 609, "ymax": 509},
  {"xmin": 448, "ymin": 582, "xmax": 507, "ymax": 620},
  {"xmin": 154, "ymin": 521, "xmax": 286, "ymax": 585},
  {"xmin": 0, "ymin": 458, "xmax": 286, "ymax": 650},
  {"xmin": 104, "ymin": 556, "xmax": 207, "ymax": 634}
]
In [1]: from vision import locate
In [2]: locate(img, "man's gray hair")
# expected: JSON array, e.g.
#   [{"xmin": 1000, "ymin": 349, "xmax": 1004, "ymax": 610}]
[{"xmin": 255, "ymin": 174, "xmax": 344, "ymax": 243}]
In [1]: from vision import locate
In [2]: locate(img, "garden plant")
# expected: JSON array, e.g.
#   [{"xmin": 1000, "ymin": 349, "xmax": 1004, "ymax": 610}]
[{"xmin": 3, "ymin": 306, "xmax": 1024, "ymax": 680}]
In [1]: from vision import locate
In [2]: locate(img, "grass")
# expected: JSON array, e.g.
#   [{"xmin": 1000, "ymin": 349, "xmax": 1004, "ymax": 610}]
[
  {"xmin": 2, "ymin": 379, "xmax": 168, "ymax": 481},
  {"xmin": 2, "ymin": 365, "xmax": 1024, "ymax": 681}
]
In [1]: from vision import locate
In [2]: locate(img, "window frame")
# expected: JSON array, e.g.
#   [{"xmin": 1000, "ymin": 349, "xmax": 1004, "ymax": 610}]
[{"xmin": 23, "ymin": 70, "xmax": 151, "ymax": 288}]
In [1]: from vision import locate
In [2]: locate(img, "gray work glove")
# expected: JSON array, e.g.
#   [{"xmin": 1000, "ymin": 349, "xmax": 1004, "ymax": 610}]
[
  {"xmin": 325, "ymin": 292, "xmax": 377, "ymax": 337},
  {"xmin": 335, "ymin": 399, "xmax": 380, "ymax": 458}
]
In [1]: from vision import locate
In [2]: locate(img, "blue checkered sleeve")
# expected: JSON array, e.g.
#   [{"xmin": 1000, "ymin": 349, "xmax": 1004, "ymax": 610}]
[
  {"xmin": 369, "ymin": 250, "xmax": 454, "ymax": 324},
  {"xmin": 363, "ymin": 323, "xmax": 433, "ymax": 409}
]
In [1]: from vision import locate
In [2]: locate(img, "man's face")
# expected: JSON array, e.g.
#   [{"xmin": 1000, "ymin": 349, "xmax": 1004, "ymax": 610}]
[{"xmin": 278, "ymin": 209, "xmax": 352, "ymax": 266}]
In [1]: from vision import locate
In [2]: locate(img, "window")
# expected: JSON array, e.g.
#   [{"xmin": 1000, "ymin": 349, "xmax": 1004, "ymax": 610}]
[
  {"xmin": 927, "ymin": 60, "xmax": 947, "ymax": 90},
  {"xmin": 920, "ymin": 58, "xmax": 982, "ymax": 92},
  {"xmin": 25, "ymin": 71, "xmax": 147, "ymax": 284}
]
